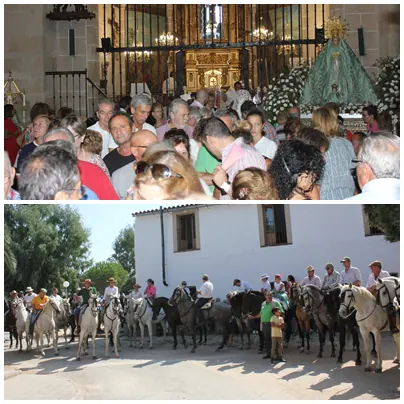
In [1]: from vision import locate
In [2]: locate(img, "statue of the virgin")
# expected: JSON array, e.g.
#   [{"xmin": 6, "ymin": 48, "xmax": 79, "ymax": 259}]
[{"xmin": 300, "ymin": 17, "xmax": 378, "ymax": 105}]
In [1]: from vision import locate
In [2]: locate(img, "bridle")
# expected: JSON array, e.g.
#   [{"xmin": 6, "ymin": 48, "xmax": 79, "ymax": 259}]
[
  {"xmin": 301, "ymin": 289, "xmax": 324, "ymax": 313},
  {"xmin": 376, "ymin": 282, "xmax": 400, "ymax": 312},
  {"xmin": 134, "ymin": 299, "xmax": 148, "ymax": 321},
  {"xmin": 169, "ymin": 287, "xmax": 194, "ymax": 318},
  {"xmin": 88, "ymin": 295, "xmax": 98, "ymax": 317},
  {"xmin": 105, "ymin": 297, "xmax": 121, "ymax": 324},
  {"xmin": 340, "ymin": 289, "xmax": 376, "ymax": 322}
]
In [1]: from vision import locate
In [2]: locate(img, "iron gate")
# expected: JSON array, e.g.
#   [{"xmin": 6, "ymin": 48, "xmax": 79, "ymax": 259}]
[{"xmin": 96, "ymin": 5, "xmax": 328, "ymax": 103}]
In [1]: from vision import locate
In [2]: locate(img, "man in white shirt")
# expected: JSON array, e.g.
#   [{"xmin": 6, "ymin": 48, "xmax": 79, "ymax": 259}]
[
  {"xmin": 300, "ymin": 266, "xmax": 322, "ymax": 288},
  {"xmin": 51, "ymin": 287, "xmax": 63, "ymax": 304},
  {"xmin": 366, "ymin": 261, "xmax": 390, "ymax": 293},
  {"xmin": 127, "ymin": 94, "xmax": 157, "ymax": 137},
  {"xmin": 260, "ymin": 274, "xmax": 271, "ymax": 293},
  {"xmin": 23, "ymin": 287, "xmax": 37, "ymax": 308},
  {"xmin": 88, "ymin": 99, "xmax": 117, "ymax": 158},
  {"xmin": 191, "ymin": 89, "xmax": 208, "ymax": 109},
  {"xmin": 346, "ymin": 133, "xmax": 400, "ymax": 201},
  {"xmin": 340, "ymin": 257, "xmax": 362, "ymax": 286},
  {"xmin": 162, "ymin": 72, "xmax": 176, "ymax": 96},
  {"xmin": 129, "ymin": 283, "xmax": 143, "ymax": 300},
  {"xmin": 101, "ymin": 277, "xmax": 120, "ymax": 321},
  {"xmin": 195, "ymin": 274, "xmax": 214, "ymax": 309},
  {"xmin": 233, "ymin": 279, "xmax": 253, "ymax": 292}
]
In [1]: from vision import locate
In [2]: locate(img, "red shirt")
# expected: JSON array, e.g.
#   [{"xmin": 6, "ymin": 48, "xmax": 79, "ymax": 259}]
[
  {"xmin": 4, "ymin": 119, "xmax": 20, "ymax": 165},
  {"xmin": 77, "ymin": 161, "xmax": 119, "ymax": 200}
]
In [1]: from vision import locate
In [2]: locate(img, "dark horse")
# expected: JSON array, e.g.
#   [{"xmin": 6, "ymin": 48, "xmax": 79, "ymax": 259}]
[
  {"xmin": 153, "ymin": 297, "xmax": 188, "ymax": 350},
  {"xmin": 227, "ymin": 291, "xmax": 265, "ymax": 352},
  {"xmin": 4, "ymin": 300, "xmax": 18, "ymax": 349},
  {"xmin": 169, "ymin": 286, "xmax": 232, "ymax": 353},
  {"xmin": 301, "ymin": 284, "xmax": 362, "ymax": 365}
]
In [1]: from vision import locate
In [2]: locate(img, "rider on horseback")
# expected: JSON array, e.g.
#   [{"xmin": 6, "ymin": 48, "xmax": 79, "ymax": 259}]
[
  {"xmin": 75, "ymin": 279, "xmax": 97, "ymax": 335},
  {"xmin": 23, "ymin": 287, "xmax": 36, "ymax": 311},
  {"xmin": 29, "ymin": 288, "xmax": 49, "ymax": 336},
  {"xmin": 101, "ymin": 278, "xmax": 120, "ymax": 321},
  {"xmin": 321, "ymin": 263, "xmax": 341, "ymax": 313},
  {"xmin": 195, "ymin": 274, "xmax": 214, "ymax": 311}
]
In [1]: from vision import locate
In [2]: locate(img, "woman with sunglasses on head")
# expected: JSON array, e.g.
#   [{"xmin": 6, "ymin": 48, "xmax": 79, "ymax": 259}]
[{"xmin": 132, "ymin": 145, "xmax": 205, "ymax": 200}]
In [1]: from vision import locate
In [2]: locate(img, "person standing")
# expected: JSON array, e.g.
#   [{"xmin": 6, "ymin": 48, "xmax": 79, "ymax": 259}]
[{"xmin": 340, "ymin": 257, "xmax": 362, "ymax": 286}]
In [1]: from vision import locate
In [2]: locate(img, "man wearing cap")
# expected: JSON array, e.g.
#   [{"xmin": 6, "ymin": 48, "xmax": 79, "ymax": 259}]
[
  {"xmin": 196, "ymin": 274, "xmax": 214, "ymax": 309},
  {"xmin": 129, "ymin": 282, "xmax": 143, "ymax": 299},
  {"xmin": 23, "ymin": 287, "xmax": 37, "ymax": 309},
  {"xmin": 322, "ymin": 263, "xmax": 341, "ymax": 291},
  {"xmin": 340, "ymin": 257, "xmax": 362, "ymax": 287},
  {"xmin": 29, "ymin": 288, "xmax": 49, "ymax": 336},
  {"xmin": 181, "ymin": 281, "xmax": 191, "ymax": 295},
  {"xmin": 8, "ymin": 290, "xmax": 18, "ymax": 302},
  {"xmin": 260, "ymin": 274, "xmax": 271, "ymax": 294},
  {"xmin": 366, "ymin": 261, "xmax": 390, "ymax": 293},
  {"xmin": 300, "ymin": 266, "xmax": 322, "ymax": 287},
  {"xmin": 75, "ymin": 279, "xmax": 97, "ymax": 334},
  {"xmin": 233, "ymin": 279, "xmax": 253, "ymax": 292}
]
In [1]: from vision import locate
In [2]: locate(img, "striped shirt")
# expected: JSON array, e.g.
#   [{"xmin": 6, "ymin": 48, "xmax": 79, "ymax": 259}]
[
  {"xmin": 320, "ymin": 137, "xmax": 356, "ymax": 200},
  {"xmin": 323, "ymin": 271, "xmax": 341, "ymax": 289},
  {"xmin": 221, "ymin": 137, "xmax": 266, "ymax": 200}
]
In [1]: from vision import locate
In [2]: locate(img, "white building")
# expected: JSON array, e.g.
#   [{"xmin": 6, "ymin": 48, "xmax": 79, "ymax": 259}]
[{"xmin": 134, "ymin": 204, "xmax": 400, "ymax": 300}]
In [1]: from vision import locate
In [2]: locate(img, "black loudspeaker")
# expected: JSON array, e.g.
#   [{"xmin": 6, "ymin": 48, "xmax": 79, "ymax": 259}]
[
  {"xmin": 175, "ymin": 51, "xmax": 185, "ymax": 96},
  {"xmin": 69, "ymin": 28, "xmax": 75, "ymax": 56},
  {"xmin": 358, "ymin": 27, "xmax": 365, "ymax": 56},
  {"xmin": 101, "ymin": 37, "xmax": 112, "ymax": 52}
]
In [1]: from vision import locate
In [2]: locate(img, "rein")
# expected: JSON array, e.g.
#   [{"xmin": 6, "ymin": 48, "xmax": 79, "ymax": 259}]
[
  {"xmin": 341, "ymin": 290, "xmax": 377, "ymax": 322},
  {"xmin": 171, "ymin": 289, "xmax": 194, "ymax": 319}
]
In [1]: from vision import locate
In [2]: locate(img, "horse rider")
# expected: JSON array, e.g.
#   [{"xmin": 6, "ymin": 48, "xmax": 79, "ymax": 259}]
[
  {"xmin": 75, "ymin": 279, "xmax": 97, "ymax": 335},
  {"xmin": 366, "ymin": 260, "xmax": 399, "ymax": 333},
  {"xmin": 260, "ymin": 274, "xmax": 271, "ymax": 293},
  {"xmin": 321, "ymin": 263, "xmax": 341, "ymax": 313},
  {"xmin": 101, "ymin": 277, "xmax": 120, "ymax": 321},
  {"xmin": 8, "ymin": 290, "xmax": 18, "ymax": 303},
  {"xmin": 145, "ymin": 279, "xmax": 157, "ymax": 302},
  {"xmin": 233, "ymin": 279, "xmax": 253, "ymax": 292},
  {"xmin": 29, "ymin": 288, "xmax": 49, "ymax": 336},
  {"xmin": 340, "ymin": 257, "xmax": 362, "ymax": 286},
  {"xmin": 195, "ymin": 274, "xmax": 214, "ymax": 310},
  {"xmin": 17, "ymin": 291, "xmax": 24, "ymax": 298},
  {"xmin": 272, "ymin": 274, "xmax": 289, "ymax": 310},
  {"xmin": 129, "ymin": 282, "xmax": 143, "ymax": 299},
  {"xmin": 51, "ymin": 287, "xmax": 63, "ymax": 305},
  {"xmin": 23, "ymin": 287, "xmax": 37, "ymax": 310},
  {"xmin": 301, "ymin": 266, "xmax": 322, "ymax": 287},
  {"xmin": 181, "ymin": 281, "xmax": 191, "ymax": 295}
]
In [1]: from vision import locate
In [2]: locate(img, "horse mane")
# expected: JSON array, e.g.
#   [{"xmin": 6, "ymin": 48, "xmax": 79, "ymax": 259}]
[
  {"xmin": 341, "ymin": 285, "xmax": 375, "ymax": 301},
  {"xmin": 379, "ymin": 276, "xmax": 400, "ymax": 285}
]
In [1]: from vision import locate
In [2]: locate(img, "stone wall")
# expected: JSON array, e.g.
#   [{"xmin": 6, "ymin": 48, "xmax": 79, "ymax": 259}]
[{"xmin": 329, "ymin": 4, "xmax": 400, "ymax": 76}]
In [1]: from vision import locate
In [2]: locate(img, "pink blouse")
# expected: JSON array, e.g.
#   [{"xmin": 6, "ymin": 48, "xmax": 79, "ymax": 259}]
[{"xmin": 145, "ymin": 285, "xmax": 157, "ymax": 299}]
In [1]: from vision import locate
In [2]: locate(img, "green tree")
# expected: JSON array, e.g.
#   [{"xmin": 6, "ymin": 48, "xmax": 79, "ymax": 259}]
[
  {"xmin": 111, "ymin": 225, "xmax": 135, "ymax": 274},
  {"xmin": 81, "ymin": 261, "xmax": 128, "ymax": 293},
  {"xmin": 4, "ymin": 205, "xmax": 91, "ymax": 293},
  {"xmin": 4, "ymin": 225, "xmax": 17, "ymax": 284},
  {"xmin": 364, "ymin": 204, "xmax": 400, "ymax": 242}
]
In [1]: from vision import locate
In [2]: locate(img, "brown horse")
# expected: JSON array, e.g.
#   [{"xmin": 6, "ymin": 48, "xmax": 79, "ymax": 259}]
[{"xmin": 289, "ymin": 283, "xmax": 311, "ymax": 353}]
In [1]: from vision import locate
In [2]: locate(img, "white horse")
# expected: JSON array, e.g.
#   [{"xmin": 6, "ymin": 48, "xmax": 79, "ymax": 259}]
[
  {"xmin": 133, "ymin": 298, "xmax": 154, "ymax": 349},
  {"xmin": 124, "ymin": 296, "xmax": 138, "ymax": 348},
  {"xmin": 103, "ymin": 295, "xmax": 121, "ymax": 358},
  {"xmin": 76, "ymin": 293, "xmax": 99, "ymax": 360},
  {"xmin": 376, "ymin": 276, "xmax": 400, "ymax": 313},
  {"xmin": 26, "ymin": 297, "xmax": 61, "ymax": 356},
  {"xmin": 11, "ymin": 298, "xmax": 29, "ymax": 352},
  {"xmin": 54, "ymin": 299, "xmax": 71, "ymax": 353},
  {"xmin": 339, "ymin": 285, "xmax": 400, "ymax": 373}
]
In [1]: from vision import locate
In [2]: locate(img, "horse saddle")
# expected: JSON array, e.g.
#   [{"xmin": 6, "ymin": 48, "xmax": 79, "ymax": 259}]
[{"xmin": 201, "ymin": 299, "xmax": 214, "ymax": 310}]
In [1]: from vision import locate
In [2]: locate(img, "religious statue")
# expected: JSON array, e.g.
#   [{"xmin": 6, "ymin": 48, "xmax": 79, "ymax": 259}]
[{"xmin": 300, "ymin": 17, "xmax": 378, "ymax": 105}]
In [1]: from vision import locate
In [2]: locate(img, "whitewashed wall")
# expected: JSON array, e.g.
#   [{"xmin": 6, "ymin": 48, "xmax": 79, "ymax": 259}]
[{"xmin": 134, "ymin": 204, "xmax": 400, "ymax": 300}]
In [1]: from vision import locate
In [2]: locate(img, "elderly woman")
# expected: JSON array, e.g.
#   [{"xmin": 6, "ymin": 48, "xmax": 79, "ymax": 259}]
[{"xmin": 269, "ymin": 139, "xmax": 325, "ymax": 200}]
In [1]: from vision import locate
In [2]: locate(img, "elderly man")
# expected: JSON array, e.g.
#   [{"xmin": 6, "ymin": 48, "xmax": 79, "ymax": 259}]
[
  {"xmin": 196, "ymin": 274, "xmax": 214, "ymax": 309},
  {"xmin": 127, "ymin": 94, "xmax": 156, "ymax": 135},
  {"xmin": 346, "ymin": 133, "xmax": 400, "ymax": 200},
  {"xmin": 75, "ymin": 279, "xmax": 97, "ymax": 334},
  {"xmin": 233, "ymin": 279, "xmax": 253, "ymax": 292},
  {"xmin": 19, "ymin": 141, "xmax": 83, "ymax": 200},
  {"xmin": 188, "ymin": 107, "xmax": 202, "ymax": 129},
  {"xmin": 129, "ymin": 283, "xmax": 143, "ymax": 299},
  {"xmin": 88, "ymin": 99, "xmax": 116, "ymax": 157},
  {"xmin": 322, "ymin": 263, "xmax": 341, "ymax": 291},
  {"xmin": 157, "ymin": 98, "xmax": 193, "ymax": 141},
  {"xmin": 43, "ymin": 128, "xmax": 119, "ymax": 200},
  {"xmin": 111, "ymin": 129, "xmax": 158, "ymax": 199},
  {"xmin": 191, "ymin": 89, "xmax": 208, "ymax": 109},
  {"xmin": 340, "ymin": 257, "xmax": 362, "ymax": 286},
  {"xmin": 301, "ymin": 266, "xmax": 322, "ymax": 287},
  {"xmin": 366, "ymin": 261, "xmax": 390, "ymax": 293},
  {"xmin": 103, "ymin": 112, "xmax": 136, "ymax": 176},
  {"xmin": 29, "ymin": 288, "xmax": 49, "ymax": 336},
  {"xmin": 23, "ymin": 287, "xmax": 37, "ymax": 308},
  {"xmin": 200, "ymin": 117, "xmax": 266, "ymax": 199},
  {"xmin": 4, "ymin": 151, "xmax": 20, "ymax": 200}
]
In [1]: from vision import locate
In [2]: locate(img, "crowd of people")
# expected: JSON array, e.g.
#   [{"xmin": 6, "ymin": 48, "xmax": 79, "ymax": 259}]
[{"xmin": 4, "ymin": 84, "xmax": 400, "ymax": 201}]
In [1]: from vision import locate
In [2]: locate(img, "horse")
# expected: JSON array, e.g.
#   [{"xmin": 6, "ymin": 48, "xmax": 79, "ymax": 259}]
[
  {"xmin": 76, "ymin": 293, "xmax": 99, "ymax": 360},
  {"xmin": 169, "ymin": 286, "xmax": 232, "ymax": 353},
  {"xmin": 10, "ymin": 298, "xmax": 28, "ymax": 352},
  {"xmin": 26, "ymin": 297, "xmax": 61, "ymax": 356},
  {"xmin": 4, "ymin": 300, "xmax": 18, "ymax": 349},
  {"xmin": 340, "ymin": 284, "xmax": 400, "ymax": 372},
  {"xmin": 132, "ymin": 298, "xmax": 154, "ymax": 349},
  {"xmin": 54, "ymin": 299, "xmax": 71, "ymax": 353},
  {"xmin": 289, "ymin": 283, "xmax": 311, "ymax": 353},
  {"xmin": 376, "ymin": 277, "xmax": 400, "ymax": 315},
  {"xmin": 103, "ymin": 296, "xmax": 122, "ymax": 358},
  {"xmin": 153, "ymin": 297, "xmax": 188, "ymax": 350}
]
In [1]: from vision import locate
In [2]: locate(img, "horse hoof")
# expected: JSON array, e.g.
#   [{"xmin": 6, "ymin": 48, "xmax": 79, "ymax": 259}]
[
  {"xmin": 54, "ymin": 352, "xmax": 59, "ymax": 356},
  {"xmin": 375, "ymin": 368, "xmax": 382, "ymax": 373},
  {"xmin": 84, "ymin": 352, "xmax": 88, "ymax": 356},
  {"xmin": 393, "ymin": 358, "xmax": 400, "ymax": 364},
  {"xmin": 148, "ymin": 346, "xmax": 153, "ymax": 350},
  {"xmin": 371, "ymin": 350, "xmax": 377, "ymax": 358},
  {"xmin": 190, "ymin": 349, "xmax": 195, "ymax": 354},
  {"xmin": 172, "ymin": 346, "xmax": 177, "ymax": 350},
  {"xmin": 317, "ymin": 354, "xmax": 323, "ymax": 358},
  {"xmin": 355, "ymin": 359, "xmax": 362, "ymax": 366},
  {"xmin": 184, "ymin": 345, "xmax": 188, "ymax": 349},
  {"xmin": 239, "ymin": 347, "xmax": 244, "ymax": 351},
  {"xmin": 337, "ymin": 357, "xmax": 343, "ymax": 364},
  {"xmin": 140, "ymin": 346, "xmax": 144, "ymax": 350},
  {"xmin": 364, "ymin": 367, "xmax": 371, "ymax": 372},
  {"xmin": 92, "ymin": 356, "xmax": 97, "ymax": 360},
  {"xmin": 115, "ymin": 355, "xmax": 119, "ymax": 358},
  {"xmin": 215, "ymin": 348, "xmax": 221, "ymax": 353},
  {"xmin": 65, "ymin": 346, "xmax": 69, "ymax": 350},
  {"xmin": 331, "ymin": 353, "xmax": 336, "ymax": 358},
  {"xmin": 76, "ymin": 357, "xmax": 81, "ymax": 361},
  {"xmin": 203, "ymin": 342, "xmax": 207, "ymax": 346},
  {"xmin": 306, "ymin": 350, "xmax": 310, "ymax": 354}
]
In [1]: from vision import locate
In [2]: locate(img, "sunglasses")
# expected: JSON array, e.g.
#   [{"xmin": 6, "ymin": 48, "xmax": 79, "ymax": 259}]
[{"xmin": 135, "ymin": 161, "xmax": 183, "ymax": 180}]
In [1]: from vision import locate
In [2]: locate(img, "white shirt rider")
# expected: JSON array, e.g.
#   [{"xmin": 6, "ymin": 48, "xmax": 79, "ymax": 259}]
[
  {"xmin": 366, "ymin": 270, "xmax": 390, "ymax": 289},
  {"xmin": 103, "ymin": 285, "xmax": 119, "ymax": 303},
  {"xmin": 261, "ymin": 280, "xmax": 271, "ymax": 293},
  {"xmin": 274, "ymin": 281, "xmax": 285, "ymax": 292},
  {"xmin": 129, "ymin": 289, "xmax": 143, "ymax": 300},
  {"xmin": 199, "ymin": 281, "xmax": 214, "ymax": 299},
  {"xmin": 23, "ymin": 293, "xmax": 37, "ymax": 304}
]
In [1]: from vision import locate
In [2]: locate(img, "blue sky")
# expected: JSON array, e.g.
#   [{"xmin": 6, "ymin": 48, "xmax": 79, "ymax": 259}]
[{"xmin": 73, "ymin": 204, "xmax": 167, "ymax": 263}]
